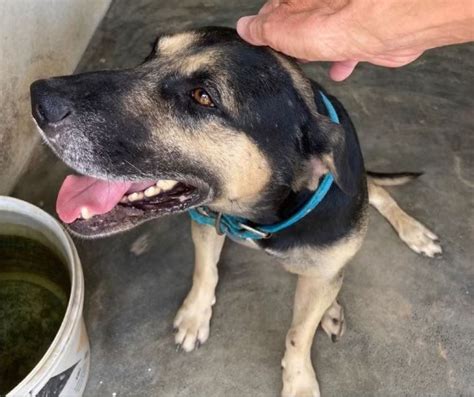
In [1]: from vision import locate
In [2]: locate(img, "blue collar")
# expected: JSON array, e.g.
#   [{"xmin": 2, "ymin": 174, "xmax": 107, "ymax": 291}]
[{"xmin": 188, "ymin": 91, "xmax": 339, "ymax": 240}]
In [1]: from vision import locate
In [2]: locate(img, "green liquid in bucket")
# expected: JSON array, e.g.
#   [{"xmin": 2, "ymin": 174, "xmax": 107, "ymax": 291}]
[{"xmin": 0, "ymin": 235, "xmax": 70, "ymax": 395}]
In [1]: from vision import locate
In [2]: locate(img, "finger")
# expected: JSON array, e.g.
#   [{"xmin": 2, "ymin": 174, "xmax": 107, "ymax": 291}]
[
  {"xmin": 329, "ymin": 60, "xmax": 358, "ymax": 81},
  {"xmin": 237, "ymin": 15, "xmax": 268, "ymax": 46},
  {"xmin": 238, "ymin": 9, "xmax": 330, "ymax": 60}
]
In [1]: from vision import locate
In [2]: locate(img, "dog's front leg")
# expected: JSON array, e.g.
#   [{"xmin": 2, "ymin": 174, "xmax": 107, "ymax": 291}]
[
  {"xmin": 174, "ymin": 221, "xmax": 225, "ymax": 352},
  {"xmin": 281, "ymin": 272, "xmax": 343, "ymax": 397}
]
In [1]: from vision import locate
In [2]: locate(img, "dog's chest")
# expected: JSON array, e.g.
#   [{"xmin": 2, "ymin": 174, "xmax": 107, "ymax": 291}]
[{"xmin": 228, "ymin": 235, "xmax": 295, "ymax": 260}]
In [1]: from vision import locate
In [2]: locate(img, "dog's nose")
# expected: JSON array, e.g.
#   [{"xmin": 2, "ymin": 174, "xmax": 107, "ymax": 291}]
[{"xmin": 30, "ymin": 79, "xmax": 71, "ymax": 125}]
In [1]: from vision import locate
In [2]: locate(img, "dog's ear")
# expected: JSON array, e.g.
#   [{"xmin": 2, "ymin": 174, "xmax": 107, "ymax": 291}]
[{"xmin": 300, "ymin": 109, "xmax": 360, "ymax": 197}]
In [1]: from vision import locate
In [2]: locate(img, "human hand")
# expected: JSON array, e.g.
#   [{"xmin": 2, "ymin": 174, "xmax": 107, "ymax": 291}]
[{"xmin": 237, "ymin": 0, "xmax": 474, "ymax": 81}]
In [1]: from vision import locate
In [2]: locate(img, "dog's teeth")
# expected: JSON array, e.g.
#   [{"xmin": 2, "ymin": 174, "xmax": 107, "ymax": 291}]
[
  {"xmin": 156, "ymin": 180, "xmax": 177, "ymax": 191},
  {"xmin": 128, "ymin": 192, "xmax": 144, "ymax": 202},
  {"xmin": 144, "ymin": 186, "xmax": 161, "ymax": 197},
  {"xmin": 80, "ymin": 207, "xmax": 92, "ymax": 220},
  {"xmin": 120, "ymin": 196, "xmax": 128, "ymax": 203}
]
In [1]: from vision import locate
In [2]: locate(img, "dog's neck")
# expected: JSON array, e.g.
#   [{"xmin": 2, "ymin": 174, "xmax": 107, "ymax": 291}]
[
  {"xmin": 226, "ymin": 165, "xmax": 331, "ymax": 227},
  {"xmin": 267, "ymin": 158, "xmax": 331, "ymax": 223},
  {"xmin": 208, "ymin": 142, "xmax": 332, "ymax": 227}
]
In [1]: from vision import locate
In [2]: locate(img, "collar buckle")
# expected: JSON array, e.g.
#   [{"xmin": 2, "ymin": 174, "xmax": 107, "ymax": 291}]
[{"xmin": 238, "ymin": 223, "xmax": 272, "ymax": 239}]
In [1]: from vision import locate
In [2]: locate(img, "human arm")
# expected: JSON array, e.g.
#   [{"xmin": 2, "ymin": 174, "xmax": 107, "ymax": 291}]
[{"xmin": 237, "ymin": 0, "xmax": 474, "ymax": 80}]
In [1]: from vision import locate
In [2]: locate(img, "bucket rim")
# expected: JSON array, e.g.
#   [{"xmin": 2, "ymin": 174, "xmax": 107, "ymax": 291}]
[{"xmin": 0, "ymin": 196, "xmax": 85, "ymax": 395}]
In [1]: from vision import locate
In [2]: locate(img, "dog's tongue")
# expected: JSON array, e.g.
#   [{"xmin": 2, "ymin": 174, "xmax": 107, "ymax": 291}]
[{"xmin": 56, "ymin": 175, "xmax": 132, "ymax": 223}]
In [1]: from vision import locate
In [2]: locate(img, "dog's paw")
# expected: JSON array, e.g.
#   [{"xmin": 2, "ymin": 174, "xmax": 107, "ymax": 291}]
[
  {"xmin": 173, "ymin": 296, "xmax": 215, "ymax": 352},
  {"xmin": 281, "ymin": 359, "xmax": 320, "ymax": 397},
  {"xmin": 397, "ymin": 215, "xmax": 442, "ymax": 258},
  {"xmin": 320, "ymin": 300, "xmax": 346, "ymax": 342}
]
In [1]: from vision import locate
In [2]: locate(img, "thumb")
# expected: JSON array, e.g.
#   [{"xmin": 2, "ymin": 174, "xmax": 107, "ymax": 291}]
[{"xmin": 237, "ymin": 15, "xmax": 268, "ymax": 46}]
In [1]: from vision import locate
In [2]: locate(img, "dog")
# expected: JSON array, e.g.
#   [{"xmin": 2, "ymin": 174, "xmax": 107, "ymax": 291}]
[{"xmin": 30, "ymin": 27, "xmax": 442, "ymax": 397}]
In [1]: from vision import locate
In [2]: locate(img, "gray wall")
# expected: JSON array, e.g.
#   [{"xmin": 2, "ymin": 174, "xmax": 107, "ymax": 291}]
[{"xmin": 0, "ymin": 0, "xmax": 111, "ymax": 194}]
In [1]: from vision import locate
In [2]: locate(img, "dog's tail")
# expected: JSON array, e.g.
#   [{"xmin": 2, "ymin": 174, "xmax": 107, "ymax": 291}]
[{"xmin": 366, "ymin": 171, "xmax": 423, "ymax": 186}]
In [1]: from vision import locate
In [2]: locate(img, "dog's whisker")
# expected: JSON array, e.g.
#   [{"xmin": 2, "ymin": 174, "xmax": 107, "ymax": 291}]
[{"xmin": 123, "ymin": 159, "xmax": 147, "ymax": 177}]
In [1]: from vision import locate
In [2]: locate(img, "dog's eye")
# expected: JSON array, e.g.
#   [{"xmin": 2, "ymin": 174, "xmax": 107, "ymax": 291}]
[{"xmin": 191, "ymin": 88, "xmax": 215, "ymax": 108}]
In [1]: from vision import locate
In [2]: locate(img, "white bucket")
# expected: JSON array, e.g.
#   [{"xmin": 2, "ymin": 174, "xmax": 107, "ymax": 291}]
[{"xmin": 0, "ymin": 196, "xmax": 90, "ymax": 396}]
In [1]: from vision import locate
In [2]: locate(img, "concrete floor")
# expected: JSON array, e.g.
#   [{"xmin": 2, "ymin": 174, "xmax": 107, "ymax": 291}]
[{"xmin": 13, "ymin": 0, "xmax": 474, "ymax": 396}]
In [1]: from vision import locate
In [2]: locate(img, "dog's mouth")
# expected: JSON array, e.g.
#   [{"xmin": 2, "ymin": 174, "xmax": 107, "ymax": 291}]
[{"xmin": 57, "ymin": 174, "xmax": 209, "ymax": 238}]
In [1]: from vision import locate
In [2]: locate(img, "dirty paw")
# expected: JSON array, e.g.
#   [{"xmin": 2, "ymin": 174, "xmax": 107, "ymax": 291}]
[
  {"xmin": 321, "ymin": 300, "xmax": 346, "ymax": 342},
  {"xmin": 173, "ymin": 298, "xmax": 213, "ymax": 352},
  {"xmin": 398, "ymin": 216, "xmax": 442, "ymax": 258}
]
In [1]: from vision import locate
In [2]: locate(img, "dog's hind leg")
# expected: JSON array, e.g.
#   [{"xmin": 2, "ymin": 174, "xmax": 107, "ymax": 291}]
[
  {"xmin": 320, "ymin": 299, "xmax": 346, "ymax": 342},
  {"xmin": 367, "ymin": 178, "xmax": 442, "ymax": 257},
  {"xmin": 281, "ymin": 271, "xmax": 344, "ymax": 397},
  {"xmin": 174, "ymin": 221, "xmax": 225, "ymax": 352}
]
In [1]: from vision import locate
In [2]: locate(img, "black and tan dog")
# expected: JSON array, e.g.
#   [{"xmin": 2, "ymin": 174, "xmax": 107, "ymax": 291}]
[{"xmin": 30, "ymin": 27, "xmax": 442, "ymax": 397}]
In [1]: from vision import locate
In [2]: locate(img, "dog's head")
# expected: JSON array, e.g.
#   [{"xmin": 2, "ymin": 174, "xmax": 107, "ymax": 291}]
[{"xmin": 30, "ymin": 27, "xmax": 361, "ymax": 238}]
